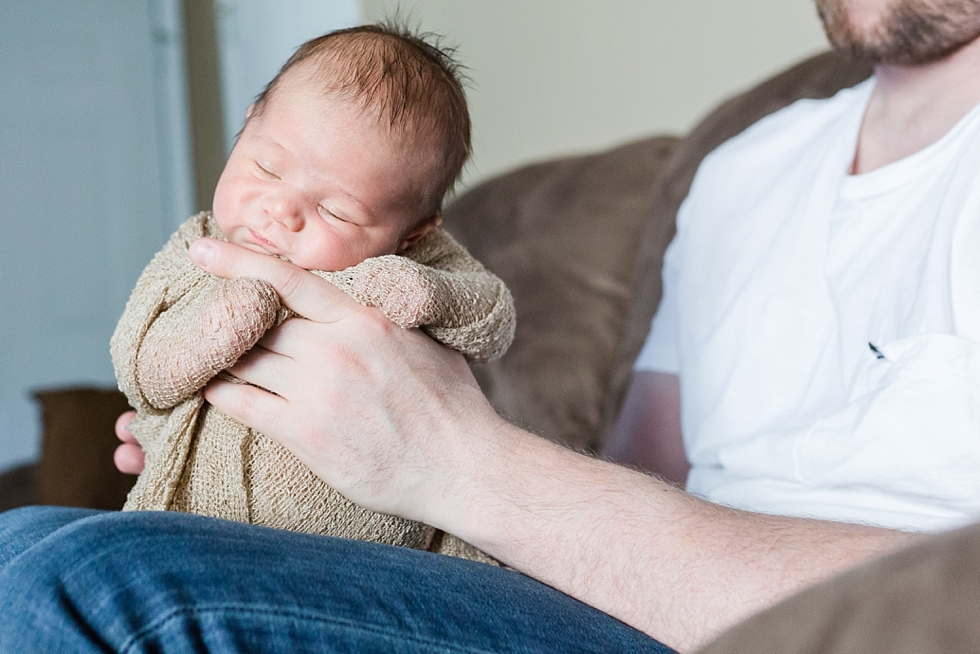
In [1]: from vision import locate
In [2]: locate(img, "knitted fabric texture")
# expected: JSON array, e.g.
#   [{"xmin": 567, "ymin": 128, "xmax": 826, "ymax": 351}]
[{"xmin": 110, "ymin": 213, "xmax": 515, "ymax": 564}]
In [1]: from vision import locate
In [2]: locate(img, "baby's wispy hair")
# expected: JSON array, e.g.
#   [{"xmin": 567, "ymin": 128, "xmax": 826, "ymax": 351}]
[{"xmin": 251, "ymin": 20, "xmax": 472, "ymax": 216}]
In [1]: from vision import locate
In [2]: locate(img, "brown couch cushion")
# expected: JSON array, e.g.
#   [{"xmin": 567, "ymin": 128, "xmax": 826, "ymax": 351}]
[
  {"xmin": 445, "ymin": 136, "xmax": 679, "ymax": 450},
  {"xmin": 447, "ymin": 50, "xmax": 873, "ymax": 453},
  {"xmin": 697, "ymin": 522, "xmax": 980, "ymax": 654}
]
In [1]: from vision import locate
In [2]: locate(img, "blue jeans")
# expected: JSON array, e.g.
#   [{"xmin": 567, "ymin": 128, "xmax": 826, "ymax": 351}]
[{"xmin": 0, "ymin": 506, "xmax": 674, "ymax": 653}]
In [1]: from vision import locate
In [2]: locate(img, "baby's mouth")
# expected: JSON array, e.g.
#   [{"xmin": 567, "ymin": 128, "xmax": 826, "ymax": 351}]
[{"xmin": 249, "ymin": 229, "xmax": 280, "ymax": 253}]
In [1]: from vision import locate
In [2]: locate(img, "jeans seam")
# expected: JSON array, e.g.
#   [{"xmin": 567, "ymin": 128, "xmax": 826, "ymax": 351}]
[{"xmin": 119, "ymin": 602, "xmax": 504, "ymax": 654}]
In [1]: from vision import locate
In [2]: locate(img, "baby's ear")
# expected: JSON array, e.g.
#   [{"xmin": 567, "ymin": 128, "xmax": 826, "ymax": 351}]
[{"xmin": 398, "ymin": 213, "xmax": 441, "ymax": 252}]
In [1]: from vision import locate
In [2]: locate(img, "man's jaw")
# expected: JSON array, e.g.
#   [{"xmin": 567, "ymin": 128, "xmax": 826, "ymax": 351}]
[{"xmin": 817, "ymin": 0, "xmax": 980, "ymax": 66}]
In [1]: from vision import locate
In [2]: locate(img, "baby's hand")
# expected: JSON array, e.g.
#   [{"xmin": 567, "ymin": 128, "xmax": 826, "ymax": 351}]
[{"xmin": 136, "ymin": 276, "xmax": 281, "ymax": 408}]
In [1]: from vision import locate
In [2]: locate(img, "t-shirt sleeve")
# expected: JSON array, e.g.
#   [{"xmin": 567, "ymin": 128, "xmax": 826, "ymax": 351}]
[{"xmin": 633, "ymin": 233, "xmax": 682, "ymax": 374}]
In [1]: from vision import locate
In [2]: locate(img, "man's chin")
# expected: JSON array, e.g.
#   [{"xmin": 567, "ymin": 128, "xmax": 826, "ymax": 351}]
[
  {"xmin": 818, "ymin": 0, "xmax": 980, "ymax": 67},
  {"xmin": 832, "ymin": 35, "xmax": 979, "ymax": 67}
]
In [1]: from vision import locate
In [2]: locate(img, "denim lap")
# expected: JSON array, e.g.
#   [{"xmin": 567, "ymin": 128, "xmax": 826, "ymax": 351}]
[
  {"xmin": 0, "ymin": 507, "xmax": 674, "ymax": 653},
  {"xmin": 0, "ymin": 505, "xmax": 102, "ymax": 570}
]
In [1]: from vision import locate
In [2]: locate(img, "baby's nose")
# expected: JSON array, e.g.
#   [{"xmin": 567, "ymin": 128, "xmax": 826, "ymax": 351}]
[{"xmin": 267, "ymin": 197, "xmax": 304, "ymax": 231}]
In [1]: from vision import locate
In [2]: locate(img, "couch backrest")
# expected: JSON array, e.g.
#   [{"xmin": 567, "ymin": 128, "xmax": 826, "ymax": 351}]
[
  {"xmin": 446, "ymin": 136, "xmax": 679, "ymax": 450},
  {"xmin": 445, "ymin": 51, "xmax": 873, "ymax": 453}
]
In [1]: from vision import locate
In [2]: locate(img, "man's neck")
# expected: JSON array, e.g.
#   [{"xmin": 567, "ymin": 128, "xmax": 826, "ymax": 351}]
[{"xmin": 853, "ymin": 35, "xmax": 980, "ymax": 174}]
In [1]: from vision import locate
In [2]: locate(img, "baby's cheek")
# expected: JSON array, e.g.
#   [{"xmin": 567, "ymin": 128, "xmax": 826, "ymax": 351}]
[
  {"xmin": 210, "ymin": 178, "xmax": 248, "ymax": 236},
  {"xmin": 210, "ymin": 207, "xmax": 233, "ymax": 238},
  {"xmin": 211, "ymin": 209, "xmax": 250, "ymax": 248},
  {"xmin": 295, "ymin": 238, "xmax": 353, "ymax": 272}
]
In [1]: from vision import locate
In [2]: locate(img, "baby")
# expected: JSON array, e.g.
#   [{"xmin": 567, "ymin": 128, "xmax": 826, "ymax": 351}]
[{"xmin": 110, "ymin": 24, "xmax": 514, "ymax": 564}]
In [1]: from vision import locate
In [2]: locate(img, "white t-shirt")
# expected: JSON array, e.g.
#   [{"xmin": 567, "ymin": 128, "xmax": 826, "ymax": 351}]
[{"xmin": 635, "ymin": 78, "xmax": 980, "ymax": 532}]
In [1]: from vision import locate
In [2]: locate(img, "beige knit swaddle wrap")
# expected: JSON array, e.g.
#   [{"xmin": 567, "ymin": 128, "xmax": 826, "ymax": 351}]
[{"xmin": 110, "ymin": 213, "xmax": 514, "ymax": 564}]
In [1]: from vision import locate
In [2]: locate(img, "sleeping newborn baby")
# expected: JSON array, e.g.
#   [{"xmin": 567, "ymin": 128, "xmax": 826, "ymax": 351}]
[{"xmin": 110, "ymin": 24, "xmax": 513, "ymax": 564}]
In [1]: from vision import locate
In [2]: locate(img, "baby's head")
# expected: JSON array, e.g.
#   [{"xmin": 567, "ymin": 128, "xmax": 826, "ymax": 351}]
[{"xmin": 212, "ymin": 23, "xmax": 471, "ymax": 271}]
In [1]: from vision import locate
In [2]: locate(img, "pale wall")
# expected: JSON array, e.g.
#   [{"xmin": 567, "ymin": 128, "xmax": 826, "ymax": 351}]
[
  {"xmin": 362, "ymin": 0, "xmax": 831, "ymax": 187},
  {"xmin": 216, "ymin": 0, "xmax": 361, "ymax": 150},
  {"xmin": 0, "ymin": 0, "xmax": 180, "ymax": 472}
]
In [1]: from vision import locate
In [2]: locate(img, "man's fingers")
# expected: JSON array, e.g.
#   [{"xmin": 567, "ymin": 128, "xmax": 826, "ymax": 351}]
[
  {"xmin": 225, "ymin": 343, "xmax": 293, "ymax": 394},
  {"xmin": 188, "ymin": 238, "xmax": 353, "ymax": 322},
  {"xmin": 114, "ymin": 410, "xmax": 144, "ymax": 474},
  {"xmin": 114, "ymin": 442, "xmax": 145, "ymax": 475},
  {"xmin": 204, "ymin": 376, "xmax": 290, "ymax": 439},
  {"xmin": 115, "ymin": 410, "xmax": 138, "ymax": 443},
  {"xmin": 253, "ymin": 316, "xmax": 322, "ymax": 358}
]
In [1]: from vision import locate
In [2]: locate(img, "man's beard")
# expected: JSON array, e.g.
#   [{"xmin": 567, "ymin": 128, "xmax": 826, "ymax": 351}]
[{"xmin": 816, "ymin": 0, "xmax": 980, "ymax": 65}]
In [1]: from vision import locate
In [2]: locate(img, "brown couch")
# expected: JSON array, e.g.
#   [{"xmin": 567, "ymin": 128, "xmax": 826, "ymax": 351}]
[{"xmin": 7, "ymin": 50, "xmax": 980, "ymax": 653}]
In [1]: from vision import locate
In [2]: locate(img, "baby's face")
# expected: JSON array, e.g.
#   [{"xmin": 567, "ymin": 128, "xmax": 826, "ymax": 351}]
[{"xmin": 212, "ymin": 78, "xmax": 433, "ymax": 271}]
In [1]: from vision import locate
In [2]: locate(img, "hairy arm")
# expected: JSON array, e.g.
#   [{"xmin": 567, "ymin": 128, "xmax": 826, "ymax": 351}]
[
  {"xmin": 439, "ymin": 423, "xmax": 915, "ymax": 651},
  {"xmin": 193, "ymin": 238, "xmax": 917, "ymax": 652}
]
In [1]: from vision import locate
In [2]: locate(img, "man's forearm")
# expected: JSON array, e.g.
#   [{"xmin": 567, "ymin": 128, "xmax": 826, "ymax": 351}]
[{"xmin": 433, "ymin": 423, "xmax": 917, "ymax": 652}]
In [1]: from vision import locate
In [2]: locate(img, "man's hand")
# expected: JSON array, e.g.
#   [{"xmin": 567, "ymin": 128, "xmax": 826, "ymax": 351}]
[{"xmin": 187, "ymin": 237, "xmax": 505, "ymax": 523}]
